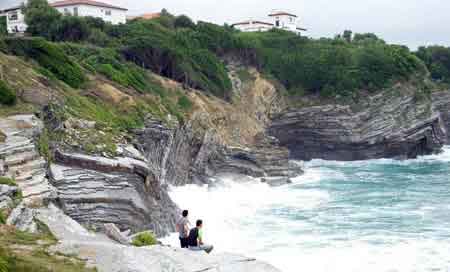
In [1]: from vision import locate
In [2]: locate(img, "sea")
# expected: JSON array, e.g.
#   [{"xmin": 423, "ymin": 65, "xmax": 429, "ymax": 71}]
[{"xmin": 162, "ymin": 146, "xmax": 450, "ymax": 272}]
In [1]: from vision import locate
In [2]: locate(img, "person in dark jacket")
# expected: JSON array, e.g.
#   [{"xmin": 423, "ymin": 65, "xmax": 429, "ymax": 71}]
[{"xmin": 187, "ymin": 219, "xmax": 213, "ymax": 253}]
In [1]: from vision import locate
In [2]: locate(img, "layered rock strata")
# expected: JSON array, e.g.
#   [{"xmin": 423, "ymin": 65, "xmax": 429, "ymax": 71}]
[
  {"xmin": 269, "ymin": 91, "xmax": 447, "ymax": 160},
  {"xmin": 49, "ymin": 150, "xmax": 179, "ymax": 236}
]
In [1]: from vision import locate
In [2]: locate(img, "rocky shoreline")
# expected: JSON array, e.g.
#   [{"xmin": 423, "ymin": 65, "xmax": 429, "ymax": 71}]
[
  {"xmin": 2, "ymin": 81, "xmax": 450, "ymax": 271},
  {"xmin": 269, "ymin": 88, "xmax": 449, "ymax": 161}
]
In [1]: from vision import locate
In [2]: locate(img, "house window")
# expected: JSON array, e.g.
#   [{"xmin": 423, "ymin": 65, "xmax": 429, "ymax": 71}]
[
  {"xmin": 275, "ymin": 20, "xmax": 280, "ymax": 27},
  {"xmin": 73, "ymin": 7, "xmax": 78, "ymax": 16},
  {"xmin": 105, "ymin": 10, "xmax": 111, "ymax": 16},
  {"xmin": 64, "ymin": 8, "xmax": 70, "ymax": 15},
  {"xmin": 8, "ymin": 11, "xmax": 18, "ymax": 21}
]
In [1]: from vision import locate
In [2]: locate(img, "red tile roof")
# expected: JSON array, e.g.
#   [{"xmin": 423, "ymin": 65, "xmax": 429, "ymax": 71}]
[
  {"xmin": 232, "ymin": 21, "xmax": 274, "ymax": 27},
  {"xmin": 268, "ymin": 12, "xmax": 297, "ymax": 18},
  {"xmin": 128, "ymin": 12, "xmax": 161, "ymax": 20},
  {"xmin": 51, "ymin": 0, "xmax": 127, "ymax": 11}
]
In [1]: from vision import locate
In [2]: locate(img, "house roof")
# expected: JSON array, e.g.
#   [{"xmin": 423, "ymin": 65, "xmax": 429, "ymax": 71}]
[
  {"xmin": 268, "ymin": 12, "xmax": 297, "ymax": 18},
  {"xmin": 127, "ymin": 12, "xmax": 161, "ymax": 20},
  {"xmin": 232, "ymin": 20, "xmax": 274, "ymax": 27},
  {"xmin": 50, "ymin": 0, "xmax": 128, "ymax": 11},
  {"xmin": 1, "ymin": 6, "xmax": 21, "ymax": 13},
  {"xmin": 297, "ymin": 27, "xmax": 307, "ymax": 31}
]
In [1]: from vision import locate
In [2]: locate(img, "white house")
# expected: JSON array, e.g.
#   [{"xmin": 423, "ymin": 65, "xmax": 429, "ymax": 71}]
[
  {"xmin": 51, "ymin": 0, "xmax": 128, "ymax": 25},
  {"xmin": 232, "ymin": 10, "xmax": 306, "ymax": 35},
  {"xmin": 1, "ymin": 0, "xmax": 127, "ymax": 34},
  {"xmin": 2, "ymin": 6, "xmax": 28, "ymax": 34}
]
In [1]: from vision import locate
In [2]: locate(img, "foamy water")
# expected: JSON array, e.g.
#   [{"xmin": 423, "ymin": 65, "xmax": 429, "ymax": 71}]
[{"xmin": 162, "ymin": 147, "xmax": 450, "ymax": 272}]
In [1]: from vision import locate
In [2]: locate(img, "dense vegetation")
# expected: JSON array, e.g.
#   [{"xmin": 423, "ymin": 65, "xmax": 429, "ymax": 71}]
[
  {"xmin": 4, "ymin": 0, "xmax": 445, "ymax": 104},
  {"xmin": 416, "ymin": 46, "xmax": 450, "ymax": 84},
  {"xmin": 0, "ymin": 80, "xmax": 16, "ymax": 105},
  {"xmin": 3, "ymin": 37, "xmax": 86, "ymax": 88},
  {"xmin": 0, "ymin": 17, "xmax": 6, "ymax": 36}
]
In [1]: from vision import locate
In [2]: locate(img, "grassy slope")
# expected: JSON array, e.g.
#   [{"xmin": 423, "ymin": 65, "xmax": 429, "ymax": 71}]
[{"xmin": 0, "ymin": 224, "xmax": 96, "ymax": 272}]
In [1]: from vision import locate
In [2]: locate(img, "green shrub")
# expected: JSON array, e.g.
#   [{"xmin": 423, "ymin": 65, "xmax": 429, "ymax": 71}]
[
  {"xmin": 0, "ymin": 80, "xmax": 16, "ymax": 106},
  {"xmin": 4, "ymin": 37, "xmax": 87, "ymax": 88},
  {"xmin": 0, "ymin": 177, "xmax": 16, "ymax": 186},
  {"xmin": 0, "ymin": 17, "xmax": 6, "ymax": 36},
  {"xmin": 51, "ymin": 15, "xmax": 90, "ymax": 42},
  {"xmin": 0, "ymin": 211, "xmax": 6, "ymax": 225},
  {"xmin": 416, "ymin": 46, "xmax": 450, "ymax": 84},
  {"xmin": 132, "ymin": 231, "xmax": 157, "ymax": 247},
  {"xmin": 177, "ymin": 95, "xmax": 192, "ymax": 110}
]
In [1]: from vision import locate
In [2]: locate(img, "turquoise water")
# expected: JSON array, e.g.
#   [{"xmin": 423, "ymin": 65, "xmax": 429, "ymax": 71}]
[{"xmin": 164, "ymin": 146, "xmax": 450, "ymax": 272}]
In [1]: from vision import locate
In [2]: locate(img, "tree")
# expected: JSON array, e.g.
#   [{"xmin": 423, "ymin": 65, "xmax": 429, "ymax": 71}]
[
  {"xmin": 0, "ymin": 17, "xmax": 7, "ymax": 36},
  {"xmin": 174, "ymin": 15, "xmax": 195, "ymax": 29},
  {"xmin": 52, "ymin": 16, "xmax": 90, "ymax": 42},
  {"xmin": 343, "ymin": 30, "xmax": 352, "ymax": 43},
  {"xmin": 23, "ymin": 0, "xmax": 61, "ymax": 39}
]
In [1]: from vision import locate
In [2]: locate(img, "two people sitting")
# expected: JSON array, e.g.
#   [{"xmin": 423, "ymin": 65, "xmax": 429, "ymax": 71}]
[{"xmin": 176, "ymin": 210, "xmax": 214, "ymax": 254}]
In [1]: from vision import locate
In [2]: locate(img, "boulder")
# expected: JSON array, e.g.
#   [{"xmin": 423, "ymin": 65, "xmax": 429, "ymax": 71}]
[{"xmin": 7, "ymin": 203, "xmax": 37, "ymax": 233}]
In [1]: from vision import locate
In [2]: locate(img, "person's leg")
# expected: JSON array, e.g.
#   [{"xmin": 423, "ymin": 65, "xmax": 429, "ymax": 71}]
[
  {"xmin": 181, "ymin": 238, "xmax": 189, "ymax": 248},
  {"xmin": 179, "ymin": 237, "xmax": 183, "ymax": 248},
  {"xmin": 200, "ymin": 244, "xmax": 214, "ymax": 254}
]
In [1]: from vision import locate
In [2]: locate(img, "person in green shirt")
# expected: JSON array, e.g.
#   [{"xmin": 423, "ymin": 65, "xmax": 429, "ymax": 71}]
[{"xmin": 187, "ymin": 219, "xmax": 214, "ymax": 254}]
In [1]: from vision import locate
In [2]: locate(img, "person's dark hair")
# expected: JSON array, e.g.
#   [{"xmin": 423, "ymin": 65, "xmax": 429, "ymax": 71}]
[
  {"xmin": 182, "ymin": 210, "xmax": 188, "ymax": 217},
  {"xmin": 196, "ymin": 219, "xmax": 203, "ymax": 227}
]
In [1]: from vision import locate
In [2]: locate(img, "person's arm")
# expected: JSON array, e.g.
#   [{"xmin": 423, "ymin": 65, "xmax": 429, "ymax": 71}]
[
  {"xmin": 198, "ymin": 229, "xmax": 204, "ymax": 245},
  {"xmin": 183, "ymin": 223, "xmax": 189, "ymax": 237}
]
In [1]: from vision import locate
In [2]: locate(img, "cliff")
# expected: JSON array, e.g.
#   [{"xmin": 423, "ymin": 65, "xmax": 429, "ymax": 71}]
[{"xmin": 269, "ymin": 85, "xmax": 447, "ymax": 161}]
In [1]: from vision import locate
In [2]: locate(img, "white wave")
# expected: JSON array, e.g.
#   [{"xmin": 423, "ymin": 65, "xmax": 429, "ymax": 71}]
[
  {"xmin": 162, "ymin": 148, "xmax": 450, "ymax": 272},
  {"xmin": 304, "ymin": 146, "xmax": 450, "ymax": 169}
]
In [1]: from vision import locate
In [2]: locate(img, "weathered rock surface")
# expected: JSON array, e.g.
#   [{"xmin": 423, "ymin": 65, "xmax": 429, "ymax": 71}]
[
  {"xmin": 0, "ymin": 114, "xmax": 56, "ymax": 205},
  {"xmin": 135, "ymin": 119, "xmax": 301, "ymax": 186},
  {"xmin": 35, "ymin": 204, "xmax": 280, "ymax": 272},
  {"xmin": 7, "ymin": 202, "xmax": 37, "ymax": 233},
  {"xmin": 0, "ymin": 184, "xmax": 18, "ymax": 209},
  {"xmin": 432, "ymin": 90, "xmax": 450, "ymax": 142},
  {"xmin": 211, "ymin": 135, "xmax": 303, "ymax": 185},
  {"xmin": 49, "ymin": 151, "xmax": 179, "ymax": 237},
  {"xmin": 269, "ymin": 91, "xmax": 447, "ymax": 161}
]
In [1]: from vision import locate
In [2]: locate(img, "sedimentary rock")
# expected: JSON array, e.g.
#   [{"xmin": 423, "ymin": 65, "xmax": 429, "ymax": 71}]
[
  {"xmin": 432, "ymin": 90, "xmax": 450, "ymax": 142},
  {"xmin": 0, "ymin": 184, "xmax": 18, "ymax": 209},
  {"xmin": 36, "ymin": 204, "xmax": 280, "ymax": 272},
  {"xmin": 0, "ymin": 115, "xmax": 56, "ymax": 205},
  {"xmin": 211, "ymin": 135, "xmax": 303, "ymax": 185},
  {"xmin": 49, "ymin": 151, "xmax": 179, "ymax": 236},
  {"xmin": 7, "ymin": 203, "xmax": 37, "ymax": 233},
  {"xmin": 269, "ymin": 91, "xmax": 447, "ymax": 161}
]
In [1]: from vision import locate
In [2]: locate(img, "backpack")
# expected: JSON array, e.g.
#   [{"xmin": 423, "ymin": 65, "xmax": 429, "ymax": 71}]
[{"xmin": 187, "ymin": 228, "xmax": 199, "ymax": 247}]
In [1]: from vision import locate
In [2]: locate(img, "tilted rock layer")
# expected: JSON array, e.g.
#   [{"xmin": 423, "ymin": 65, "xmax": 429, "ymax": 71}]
[
  {"xmin": 50, "ymin": 151, "xmax": 179, "ymax": 236},
  {"xmin": 269, "ymin": 89, "xmax": 447, "ymax": 161}
]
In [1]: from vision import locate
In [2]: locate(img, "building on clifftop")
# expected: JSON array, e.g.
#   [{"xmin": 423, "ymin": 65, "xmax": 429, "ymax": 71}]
[
  {"xmin": 231, "ymin": 10, "xmax": 307, "ymax": 35},
  {"xmin": 0, "ymin": 0, "xmax": 128, "ymax": 34}
]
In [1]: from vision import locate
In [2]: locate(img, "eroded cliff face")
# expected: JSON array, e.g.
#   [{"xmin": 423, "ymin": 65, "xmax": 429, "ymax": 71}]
[
  {"xmin": 269, "ymin": 87, "xmax": 447, "ymax": 161},
  {"xmin": 432, "ymin": 90, "xmax": 450, "ymax": 142},
  {"xmin": 135, "ymin": 66, "xmax": 302, "ymax": 187}
]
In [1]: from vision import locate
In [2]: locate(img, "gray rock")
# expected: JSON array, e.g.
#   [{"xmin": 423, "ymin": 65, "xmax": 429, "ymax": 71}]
[
  {"xmin": 36, "ymin": 204, "xmax": 280, "ymax": 272},
  {"xmin": 432, "ymin": 90, "xmax": 450, "ymax": 143},
  {"xmin": 50, "ymin": 151, "xmax": 179, "ymax": 237},
  {"xmin": 0, "ymin": 184, "xmax": 18, "ymax": 209},
  {"xmin": 104, "ymin": 223, "xmax": 131, "ymax": 245},
  {"xmin": 7, "ymin": 203, "xmax": 37, "ymax": 233},
  {"xmin": 269, "ymin": 92, "xmax": 447, "ymax": 160}
]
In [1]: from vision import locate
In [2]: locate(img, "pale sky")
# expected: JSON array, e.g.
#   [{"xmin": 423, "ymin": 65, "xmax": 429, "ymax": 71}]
[{"xmin": 1, "ymin": 0, "xmax": 449, "ymax": 49}]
